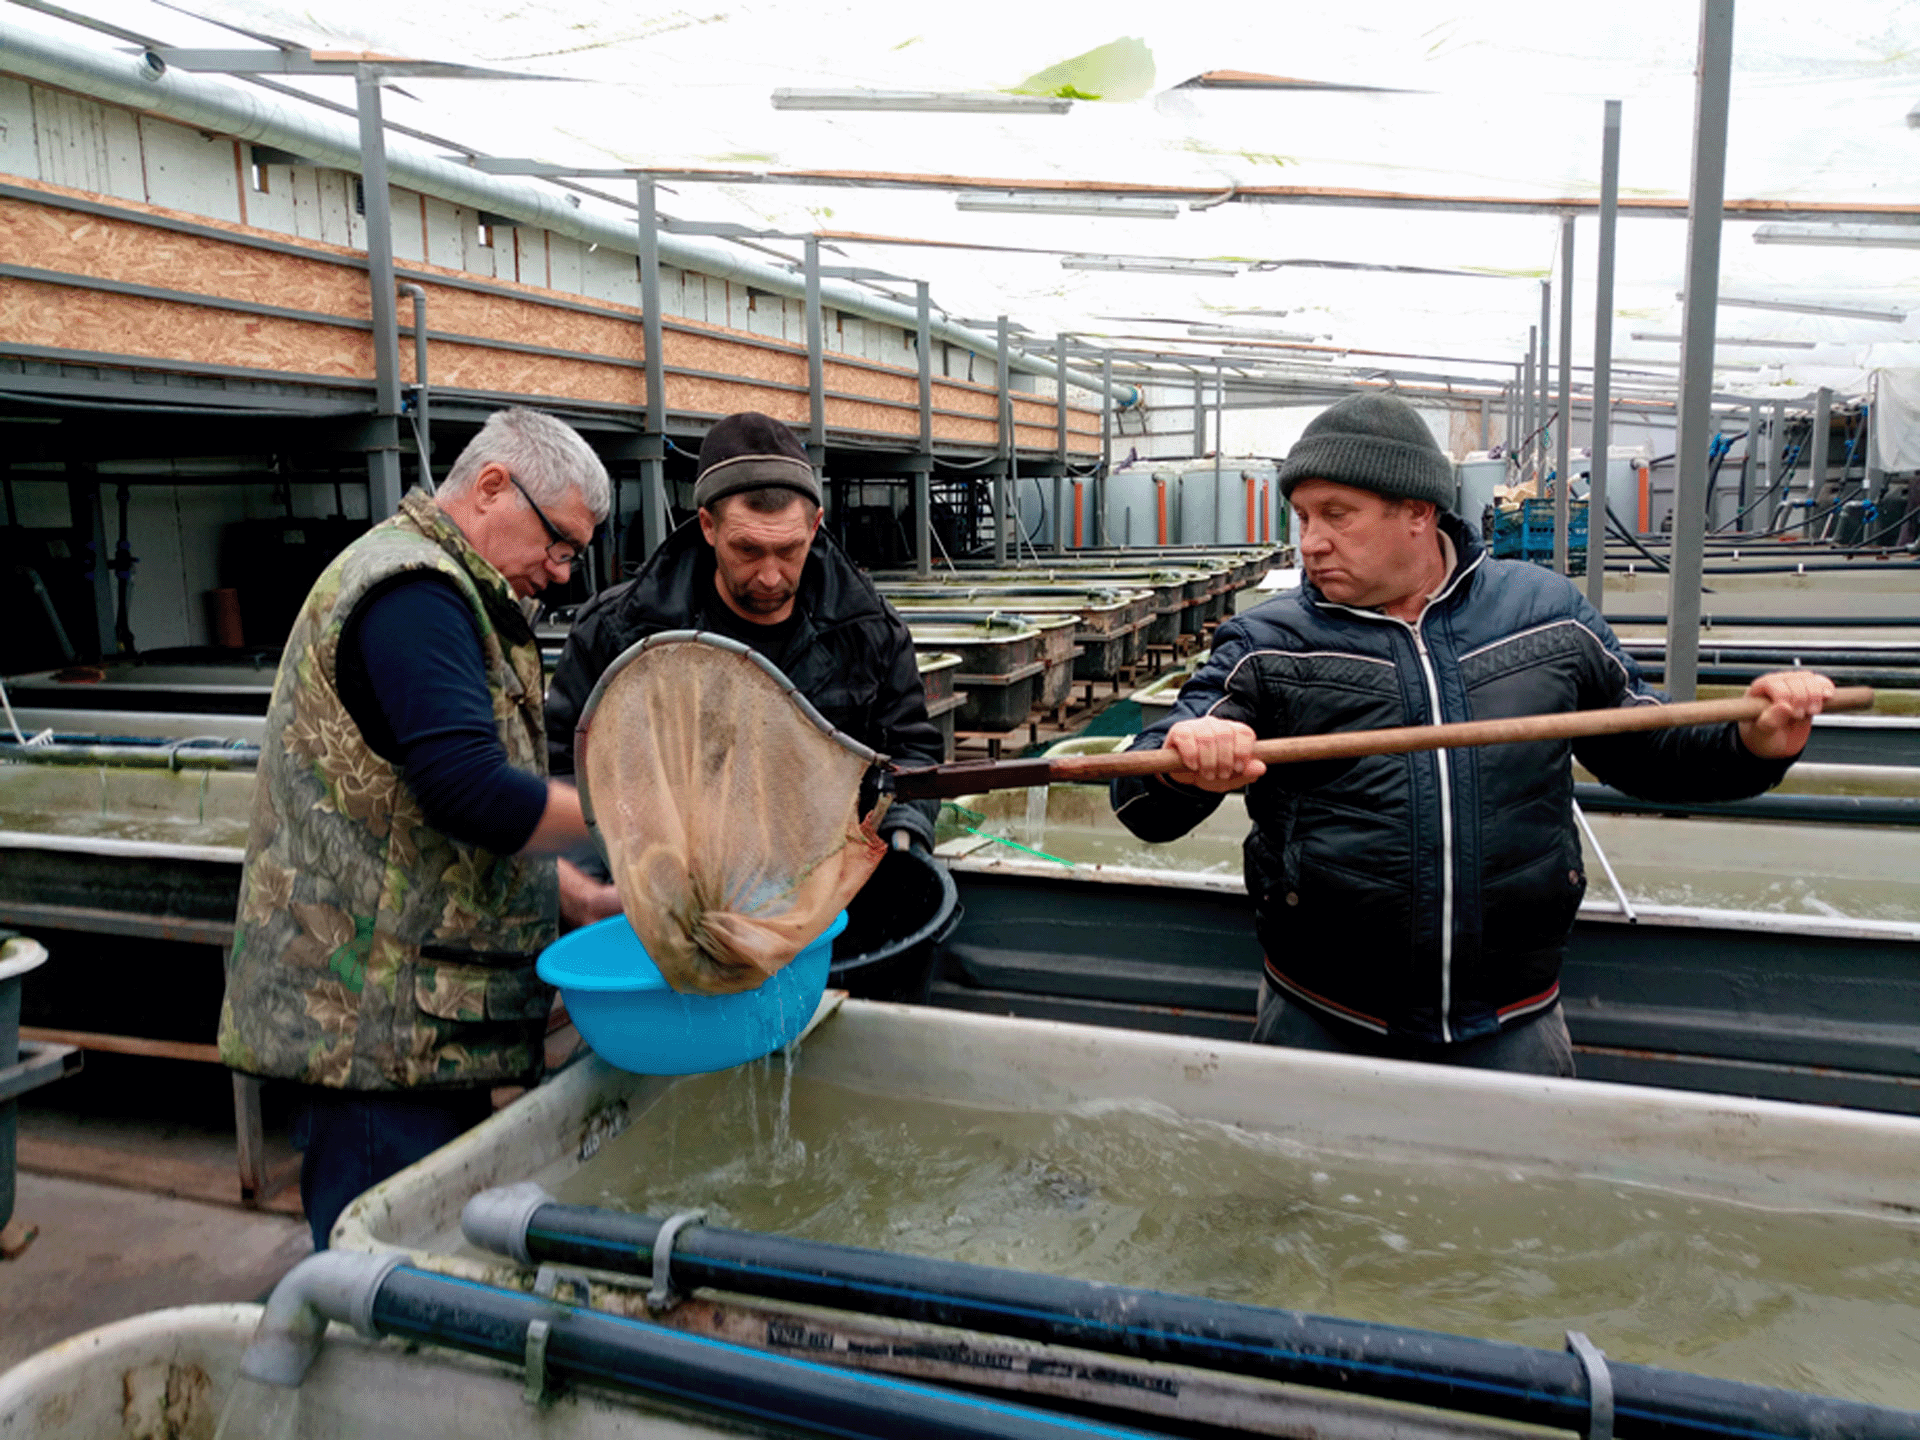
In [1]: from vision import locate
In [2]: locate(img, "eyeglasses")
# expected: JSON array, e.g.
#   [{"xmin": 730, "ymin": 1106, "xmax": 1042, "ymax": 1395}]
[{"xmin": 508, "ymin": 474, "xmax": 591, "ymax": 568}]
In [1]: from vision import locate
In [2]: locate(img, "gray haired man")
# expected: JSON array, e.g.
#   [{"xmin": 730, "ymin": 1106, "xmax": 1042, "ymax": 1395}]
[{"xmin": 221, "ymin": 406, "xmax": 621, "ymax": 1249}]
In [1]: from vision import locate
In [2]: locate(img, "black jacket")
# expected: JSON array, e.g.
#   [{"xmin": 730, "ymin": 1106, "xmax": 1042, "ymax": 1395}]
[
  {"xmin": 546, "ymin": 520, "xmax": 941, "ymax": 850},
  {"xmin": 1112, "ymin": 514, "xmax": 1792, "ymax": 1045}
]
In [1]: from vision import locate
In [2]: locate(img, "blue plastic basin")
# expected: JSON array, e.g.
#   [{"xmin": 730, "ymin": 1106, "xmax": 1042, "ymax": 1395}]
[{"xmin": 537, "ymin": 910, "xmax": 848, "ymax": 1076}]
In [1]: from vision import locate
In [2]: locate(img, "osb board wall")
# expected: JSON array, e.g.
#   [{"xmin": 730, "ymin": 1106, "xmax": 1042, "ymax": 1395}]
[{"xmin": 0, "ymin": 174, "xmax": 1103, "ymax": 449}]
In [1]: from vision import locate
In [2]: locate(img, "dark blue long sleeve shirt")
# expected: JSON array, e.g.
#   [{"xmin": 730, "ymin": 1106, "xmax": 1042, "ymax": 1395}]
[{"xmin": 336, "ymin": 576, "xmax": 549, "ymax": 855}]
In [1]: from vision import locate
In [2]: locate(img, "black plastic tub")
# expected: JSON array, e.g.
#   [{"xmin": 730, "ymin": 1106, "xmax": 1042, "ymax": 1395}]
[{"xmin": 830, "ymin": 847, "xmax": 961, "ymax": 1003}]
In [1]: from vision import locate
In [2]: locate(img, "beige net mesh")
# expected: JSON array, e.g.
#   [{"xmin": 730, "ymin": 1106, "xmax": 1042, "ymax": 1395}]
[{"xmin": 577, "ymin": 632, "xmax": 890, "ymax": 995}]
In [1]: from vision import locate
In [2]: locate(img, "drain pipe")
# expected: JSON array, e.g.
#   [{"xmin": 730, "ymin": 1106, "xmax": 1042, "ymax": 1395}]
[
  {"xmin": 395, "ymin": 283, "xmax": 431, "ymax": 493},
  {"xmin": 0, "ymin": 21, "xmax": 1136, "ymax": 412},
  {"xmin": 463, "ymin": 1187, "xmax": 1920, "ymax": 1440},
  {"xmin": 242, "ymin": 1251, "xmax": 404, "ymax": 1386},
  {"xmin": 240, "ymin": 1248, "xmax": 1162, "ymax": 1439}
]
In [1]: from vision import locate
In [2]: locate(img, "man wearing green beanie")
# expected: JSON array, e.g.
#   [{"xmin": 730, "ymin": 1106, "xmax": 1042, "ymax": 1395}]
[{"xmin": 1111, "ymin": 391, "xmax": 1836, "ymax": 1073}]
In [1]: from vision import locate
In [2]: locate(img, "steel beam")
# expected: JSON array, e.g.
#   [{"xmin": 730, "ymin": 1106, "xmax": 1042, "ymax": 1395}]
[
  {"xmin": 1535, "ymin": 279, "xmax": 1551, "ymax": 492},
  {"xmin": 355, "ymin": 68, "xmax": 403, "ymax": 517},
  {"xmin": 994, "ymin": 315, "xmax": 1011, "ymax": 565},
  {"xmin": 915, "ymin": 281, "xmax": 933, "ymax": 577},
  {"xmin": 1665, "ymin": 0, "xmax": 1736, "ymax": 702},
  {"xmin": 1100, "ymin": 351, "xmax": 1114, "ymax": 546},
  {"xmin": 1812, "ymin": 385, "xmax": 1832, "ymax": 517},
  {"xmin": 1192, "ymin": 380, "xmax": 1206, "ymax": 458},
  {"xmin": 1767, "ymin": 399, "xmax": 1787, "ymax": 526},
  {"xmin": 1587, "ymin": 100, "xmax": 1621, "ymax": 606},
  {"xmin": 1213, "ymin": 361, "xmax": 1226, "ymax": 544},
  {"xmin": 1555, "ymin": 214, "xmax": 1575, "ymax": 575},
  {"xmin": 635, "ymin": 178, "xmax": 670, "ymax": 555},
  {"xmin": 1054, "ymin": 333, "xmax": 1069, "ymax": 551},
  {"xmin": 804, "ymin": 236, "xmax": 826, "ymax": 474}
]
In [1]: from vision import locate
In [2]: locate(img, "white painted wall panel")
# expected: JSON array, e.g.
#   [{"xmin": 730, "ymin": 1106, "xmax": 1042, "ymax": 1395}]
[
  {"xmin": 239, "ymin": 158, "xmax": 301, "ymax": 236},
  {"xmin": 463, "ymin": 212, "xmax": 502, "ymax": 279},
  {"xmin": 513, "ymin": 227, "xmax": 548, "ymax": 288},
  {"xmin": 389, "ymin": 189, "xmax": 425, "ymax": 262},
  {"xmin": 546, "ymin": 234, "xmax": 584, "ymax": 296},
  {"xmin": 661, "ymin": 266, "xmax": 697, "ymax": 321},
  {"xmin": 421, "ymin": 193, "xmax": 467, "ymax": 270},
  {"xmin": 0, "ymin": 78, "xmax": 39, "ymax": 181},
  {"xmin": 136, "ymin": 116, "xmax": 242, "ymax": 223},
  {"xmin": 579, "ymin": 245, "xmax": 638, "ymax": 306},
  {"xmin": 32, "ymin": 89, "xmax": 113, "ymax": 196},
  {"xmin": 744, "ymin": 291, "xmax": 780, "ymax": 339}
]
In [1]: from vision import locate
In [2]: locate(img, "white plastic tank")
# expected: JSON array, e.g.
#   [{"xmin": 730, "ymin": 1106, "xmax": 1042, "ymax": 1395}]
[
  {"xmin": 1455, "ymin": 454, "xmax": 1507, "ymax": 530},
  {"xmin": 1104, "ymin": 466, "xmax": 1165, "ymax": 548}
]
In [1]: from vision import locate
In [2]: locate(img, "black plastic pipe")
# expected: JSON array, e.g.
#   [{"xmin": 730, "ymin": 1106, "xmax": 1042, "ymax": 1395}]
[
  {"xmin": 509, "ymin": 1203, "xmax": 1920, "ymax": 1440},
  {"xmin": 1604, "ymin": 614, "xmax": 1920, "ymax": 630},
  {"xmin": 1573, "ymin": 783, "xmax": 1920, "ymax": 828},
  {"xmin": 1632, "ymin": 662, "xmax": 1919, "ymax": 690},
  {"xmin": 369, "ymin": 1265, "xmax": 1168, "ymax": 1440},
  {"xmin": 1617, "ymin": 645, "xmax": 1920, "ymax": 669}
]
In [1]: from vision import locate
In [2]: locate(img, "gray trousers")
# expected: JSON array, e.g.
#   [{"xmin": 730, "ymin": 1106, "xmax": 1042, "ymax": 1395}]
[{"xmin": 1252, "ymin": 981, "xmax": 1575, "ymax": 1077}]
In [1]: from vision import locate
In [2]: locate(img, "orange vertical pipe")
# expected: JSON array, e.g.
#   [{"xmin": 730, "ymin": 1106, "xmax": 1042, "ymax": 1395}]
[
  {"xmin": 1260, "ymin": 484, "xmax": 1270, "ymax": 542},
  {"xmin": 1156, "ymin": 479, "xmax": 1168, "ymax": 544},
  {"xmin": 1637, "ymin": 462, "xmax": 1651, "ymax": 533},
  {"xmin": 1072, "ymin": 481, "xmax": 1083, "ymax": 547},
  {"xmin": 1245, "ymin": 475, "xmax": 1256, "ymax": 545}
]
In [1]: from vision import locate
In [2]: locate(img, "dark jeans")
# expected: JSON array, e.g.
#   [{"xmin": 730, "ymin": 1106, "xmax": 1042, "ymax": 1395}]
[
  {"xmin": 1252, "ymin": 981, "xmax": 1576, "ymax": 1077},
  {"xmin": 291, "ymin": 1086, "xmax": 493, "ymax": 1250}
]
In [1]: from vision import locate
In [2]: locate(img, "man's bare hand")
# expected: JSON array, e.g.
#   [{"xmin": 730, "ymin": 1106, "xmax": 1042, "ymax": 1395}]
[
  {"xmin": 557, "ymin": 857, "xmax": 621, "ymax": 930},
  {"xmin": 1163, "ymin": 717, "xmax": 1265, "ymax": 792},
  {"xmin": 1737, "ymin": 670, "xmax": 1836, "ymax": 759}
]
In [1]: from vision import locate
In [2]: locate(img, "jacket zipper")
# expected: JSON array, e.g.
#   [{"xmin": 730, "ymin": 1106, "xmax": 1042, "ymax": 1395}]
[{"xmin": 1317, "ymin": 550, "xmax": 1482, "ymax": 1043}]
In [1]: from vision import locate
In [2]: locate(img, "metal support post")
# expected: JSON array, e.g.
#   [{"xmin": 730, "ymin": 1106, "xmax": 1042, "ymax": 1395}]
[
  {"xmin": 635, "ymin": 178, "xmax": 670, "ymax": 554},
  {"xmin": 68, "ymin": 461, "xmax": 113, "ymax": 657},
  {"xmin": 1587, "ymin": 99, "xmax": 1621, "ymax": 606},
  {"xmin": 914, "ymin": 281, "xmax": 933, "ymax": 578},
  {"xmin": 1554, "ymin": 214, "xmax": 1575, "ymax": 575},
  {"xmin": 1738, "ymin": 402, "xmax": 1759, "ymax": 525},
  {"xmin": 804, "ymin": 237, "xmax": 826, "ymax": 476},
  {"xmin": 1192, "ymin": 380, "xmax": 1206, "ymax": 458},
  {"xmin": 1054, "ymin": 332, "xmax": 1069, "ymax": 551},
  {"xmin": 994, "ymin": 315, "xmax": 1011, "ymax": 565},
  {"xmin": 1811, "ymin": 385, "xmax": 1832, "ymax": 526},
  {"xmin": 1665, "ymin": 0, "xmax": 1735, "ymax": 702},
  {"xmin": 1535, "ymin": 279, "xmax": 1552, "ymax": 493},
  {"xmin": 1766, "ymin": 400, "xmax": 1787, "ymax": 526},
  {"xmin": 1504, "ymin": 377, "xmax": 1516, "ymax": 457},
  {"xmin": 354, "ymin": 68, "xmax": 404, "ymax": 518},
  {"xmin": 1520, "ymin": 340, "xmax": 1535, "ymax": 480},
  {"xmin": 1100, "ymin": 350, "xmax": 1114, "ymax": 546},
  {"xmin": 1213, "ymin": 362, "xmax": 1226, "ymax": 543},
  {"xmin": 1478, "ymin": 397, "xmax": 1490, "ymax": 450}
]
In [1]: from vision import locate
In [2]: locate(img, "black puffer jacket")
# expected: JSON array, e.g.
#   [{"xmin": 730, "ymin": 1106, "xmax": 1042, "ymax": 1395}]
[
  {"xmin": 546, "ymin": 520, "xmax": 941, "ymax": 849},
  {"xmin": 1112, "ymin": 514, "xmax": 1792, "ymax": 1045}
]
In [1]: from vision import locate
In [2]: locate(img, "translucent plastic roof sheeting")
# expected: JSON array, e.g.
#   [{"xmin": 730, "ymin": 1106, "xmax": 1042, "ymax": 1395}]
[{"xmin": 21, "ymin": 1, "xmax": 1920, "ymax": 400}]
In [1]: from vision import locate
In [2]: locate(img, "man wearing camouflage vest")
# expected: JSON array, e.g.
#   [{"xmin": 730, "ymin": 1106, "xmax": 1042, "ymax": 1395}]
[{"xmin": 220, "ymin": 407, "xmax": 620, "ymax": 1248}]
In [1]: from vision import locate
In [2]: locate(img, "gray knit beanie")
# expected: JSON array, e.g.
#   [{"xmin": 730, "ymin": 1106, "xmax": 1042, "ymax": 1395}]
[
  {"xmin": 692, "ymin": 411, "xmax": 821, "ymax": 511},
  {"xmin": 1277, "ymin": 393, "xmax": 1455, "ymax": 509}
]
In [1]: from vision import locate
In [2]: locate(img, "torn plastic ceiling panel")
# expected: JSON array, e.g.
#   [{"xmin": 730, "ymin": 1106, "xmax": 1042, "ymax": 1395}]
[{"xmin": 23, "ymin": 0, "xmax": 1920, "ymax": 401}]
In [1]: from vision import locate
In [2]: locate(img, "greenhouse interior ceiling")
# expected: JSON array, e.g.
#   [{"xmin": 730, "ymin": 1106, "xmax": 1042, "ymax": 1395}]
[{"xmin": 4, "ymin": 0, "xmax": 1918, "ymax": 413}]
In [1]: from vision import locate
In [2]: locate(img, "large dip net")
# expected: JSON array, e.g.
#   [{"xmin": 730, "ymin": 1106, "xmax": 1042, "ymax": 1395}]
[{"xmin": 576, "ymin": 631, "xmax": 890, "ymax": 995}]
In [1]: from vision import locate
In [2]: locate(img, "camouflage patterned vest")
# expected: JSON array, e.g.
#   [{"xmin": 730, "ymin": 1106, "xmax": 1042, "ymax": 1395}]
[{"xmin": 219, "ymin": 491, "xmax": 559, "ymax": 1091}]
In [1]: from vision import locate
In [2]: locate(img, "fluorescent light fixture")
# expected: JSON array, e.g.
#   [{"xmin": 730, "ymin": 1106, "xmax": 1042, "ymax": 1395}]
[
  {"xmin": 1062, "ymin": 255, "xmax": 1240, "ymax": 276},
  {"xmin": 1614, "ymin": 357, "xmax": 1766, "ymax": 372},
  {"xmin": 1697, "ymin": 292, "xmax": 1909, "ymax": 323},
  {"xmin": 1189, "ymin": 324, "xmax": 1318, "ymax": 341},
  {"xmin": 772, "ymin": 88, "xmax": 1070, "ymax": 114},
  {"xmin": 956, "ymin": 192, "xmax": 1179, "ymax": 219},
  {"xmin": 1629, "ymin": 331, "xmax": 1817, "ymax": 349},
  {"xmin": 1754, "ymin": 223, "xmax": 1920, "ymax": 250}
]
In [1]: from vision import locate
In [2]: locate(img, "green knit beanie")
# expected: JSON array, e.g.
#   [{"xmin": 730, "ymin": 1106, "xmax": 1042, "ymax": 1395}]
[{"xmin": 1277, "ymin": 393, "xmax": 1456, "ymax": 509}]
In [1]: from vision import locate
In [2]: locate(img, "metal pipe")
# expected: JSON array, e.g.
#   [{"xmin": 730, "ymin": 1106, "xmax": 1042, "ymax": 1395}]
[
  {"xmin": 354, "ymin": 67, "xmax": 403, "ymax": 518},
  {"xmin": 1213, "ymin": 361, "xmax": 1225, "ymax": 544},
  {"xmin": 1191, "ymin": 379, "xmax": 1206, "ymax": 458},
  {"xmin": 1766, "ymin": 399, "xmax": 1787, "ymax": 528},
  {"xmin": 1554, "ymin": 214, "xmax": 1574, "ymax": 575},
  {"xmin": 634, "ymin": 178, "xmax": 669, "ymax": 556},
  {"xmin": 1738, "ymin": 403, "xmax": 1759, "ymax": 529},
  {"xmin": 395, "ymin": 281, "xmax": 431, "ymax": 493},
  {"xmin": 1587, "ymin": 100, "xmax": 1621, "ymax": 606},
  {"xmin": 1665, "ymin": 0, "xmax": 1736, "ymax": 702},
  {"xmin": 1812, "ymin": 385, "xmax": 1832, "ymax": 522},
  {"xmin": 915, "ymin": 281, "xmax": 932, "ymax": 577},
  {"xmin": 1519, "ymin": 338, "xmax": 1535, "ymax": 481}
]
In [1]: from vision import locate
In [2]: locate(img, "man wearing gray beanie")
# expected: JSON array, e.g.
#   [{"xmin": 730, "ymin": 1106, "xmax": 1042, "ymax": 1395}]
[
  {"xmin": 1112, "ymin": 391, "xmax": 1835, "ymax": 1073},
  {"xmin": 546, "ymin": 411, "xmax": 942, "ymax": 853}
]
